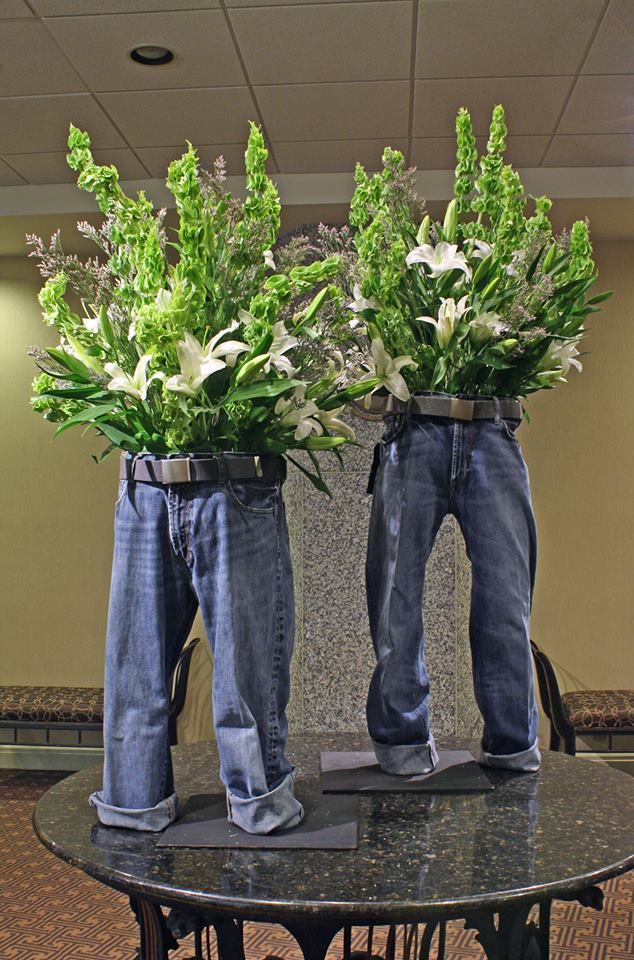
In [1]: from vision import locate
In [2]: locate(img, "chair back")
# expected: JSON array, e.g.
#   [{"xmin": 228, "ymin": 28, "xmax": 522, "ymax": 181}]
[{"xmin": 168, "ymin": 637, "xmax": 202, "ymax": 747}]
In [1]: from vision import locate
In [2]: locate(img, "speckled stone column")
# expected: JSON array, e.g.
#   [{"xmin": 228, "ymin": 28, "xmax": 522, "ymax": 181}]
[{"xmin": 284, "ymin": 415, "xmax": 480, "ymax": 739}]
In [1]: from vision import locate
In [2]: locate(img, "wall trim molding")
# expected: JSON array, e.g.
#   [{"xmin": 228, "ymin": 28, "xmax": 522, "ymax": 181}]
[
  {"xmin": 0, "ymin": 744, "xmax": 103, "ymax": 771},
  {"xmin": 1, "ymin": 167, "xmax": 633, "ymax": 217}
]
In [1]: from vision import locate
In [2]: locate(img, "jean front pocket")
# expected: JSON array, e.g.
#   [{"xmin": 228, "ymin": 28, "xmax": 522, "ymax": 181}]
[
  {"xmin": 496, "ymin": 417, "xmax": 522, "ymax": 443},
  {"xmin": 227, "ymin": 478, "xmax": 280, "ymax": 514}
]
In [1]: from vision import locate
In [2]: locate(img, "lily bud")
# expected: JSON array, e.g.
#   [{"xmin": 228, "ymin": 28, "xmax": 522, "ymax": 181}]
[
  {"xmin": 542, "ymin": 241, "xmax": 558, "ymax": 273},
  {"xmin": 98, "ymin": 305, "xmax": 115, "ymax": 348},
  {"xmin": 234, "ymin": 353, "xmax": 269, "ymax": 385},
  {"xmin": 66, "ymin": 334, "xmax": 103, "ymax": 374},
  {"xmin": 442, "ymin": 200, "xmax": 457, "ymax": 243},
  {"xmin": 416, "ymin": 214, "xmax": 430, "ymax": 245}
]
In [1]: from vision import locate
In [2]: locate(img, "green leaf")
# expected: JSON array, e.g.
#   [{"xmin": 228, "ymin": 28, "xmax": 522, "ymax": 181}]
[
  {"xmin": 286, "ymin": 453, "xmax": 332, "ymax": 497},
  {"xmin": 46, "ymin": 347, "xmax": 93, "ymax": 380},
  {"xmin": 42, "ymin": 384, "xmax": 108, "ymax": 399},
  {"xmin": 227, "ymin": 378, "xmax": 303, "ymax": 403},
  {"xmin": 586, "ymin": 289, "xmax": 613, "ymax": 306},
  {"xmin": 53, "ymin": 401, "xmax": 118, "ymax": 437},
  {"xmin": 95, "ymin": 422, "xmax": 141, "ymax": 450},
  {"xmin": 92, "ymin": 443, "xmax": 116, "ymax": 464}
]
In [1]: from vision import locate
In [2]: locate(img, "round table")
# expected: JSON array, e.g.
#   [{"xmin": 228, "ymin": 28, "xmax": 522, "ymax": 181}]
[{"xmin": 33, "ymin": 734, "xmax": 634, "ymax": 960}]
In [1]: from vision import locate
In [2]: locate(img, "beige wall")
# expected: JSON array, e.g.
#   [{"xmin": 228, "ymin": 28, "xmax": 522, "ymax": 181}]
[
  {"xmin": 521, "ymin": 237, "xmax": 634, "ymax": 694},
  {"xmin": 1, "ymin": 237, "xmax": 632, "ymax": 712}
]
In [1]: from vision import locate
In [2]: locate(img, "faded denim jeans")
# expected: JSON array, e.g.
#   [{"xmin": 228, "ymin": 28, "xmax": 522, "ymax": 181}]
[
  {"xmin": 89, "ymin": 453, "xmax": 303, "ymax": 835},
  {"xmin": 366, "ymin": 395, "xmax": 541, "ymax": 775}
]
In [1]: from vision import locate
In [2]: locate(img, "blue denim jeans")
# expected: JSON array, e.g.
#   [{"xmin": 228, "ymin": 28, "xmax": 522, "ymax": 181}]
[
  {"xmin": 366, "ymin": 396, "xmax": 541, "ymax": 774},
  {"xmin": 89, "ymin": 454, "xmax": 303, "ymax": 834}
]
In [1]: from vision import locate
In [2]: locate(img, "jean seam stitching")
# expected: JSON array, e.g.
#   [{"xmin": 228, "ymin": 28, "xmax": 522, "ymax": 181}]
[{"xmin": 265, "ymin": 498, "xmax": 284, "ymax": 784}]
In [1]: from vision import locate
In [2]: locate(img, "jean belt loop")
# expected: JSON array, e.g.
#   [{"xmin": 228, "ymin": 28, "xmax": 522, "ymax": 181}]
[
  {"xmin": 216, "ymin": 454, "xmax": 227, "ymax": 484},
  {"xmin": 493, "ymin": 396, "xmax": 501, "ymax": 425}
]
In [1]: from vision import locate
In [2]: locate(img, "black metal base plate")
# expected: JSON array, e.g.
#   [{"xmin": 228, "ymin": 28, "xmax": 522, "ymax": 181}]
[
  {"xmin": 157, "ymin": 792, "xmax": 359, "ymax": 849},
  {"xmin": 320, "ymin": 750, "xmax": 494, "ymax": 793}
]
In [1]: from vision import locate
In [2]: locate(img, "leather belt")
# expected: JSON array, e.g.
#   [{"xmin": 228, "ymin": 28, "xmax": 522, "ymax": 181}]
[
  {"xmin": 120, "ymin": 453, "xmax": 286, "ymax": 485},
  {"xmin": 368, "ymin": 394, "xmax": 522, "ymax": 421}
]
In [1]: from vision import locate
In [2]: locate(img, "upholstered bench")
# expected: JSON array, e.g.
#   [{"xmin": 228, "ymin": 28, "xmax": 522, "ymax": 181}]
[
  {"xmin": 0, "ymin": 686, "xmax": 104, "ymax": 745},
  {"xmin": 0, "ymin": 638, "xmax": 201, "ymax": 770}
]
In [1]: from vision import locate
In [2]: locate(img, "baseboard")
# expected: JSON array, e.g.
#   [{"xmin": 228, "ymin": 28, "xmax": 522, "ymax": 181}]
[
  {"xmin": 0, "ymin": 744, "xmax": 103, "ymax": 771},
  {"xmin": 575, "ymin": 751, "xmax": 634, "ymax": 775}
]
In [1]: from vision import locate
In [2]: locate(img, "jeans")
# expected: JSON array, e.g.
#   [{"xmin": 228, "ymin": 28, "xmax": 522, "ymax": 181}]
[
  {"xmin": 89, "ymin": 453, "xmax": 303, "ymax": 835},
  {"xmin": 365, "ymin": 396, "xmax": 541, "ymax": 774}
]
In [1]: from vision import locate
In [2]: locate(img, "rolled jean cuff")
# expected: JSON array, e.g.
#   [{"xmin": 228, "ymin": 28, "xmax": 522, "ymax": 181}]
[
  {"xmin": 479, "ymin": 738, "xmax": 542, "ymax": 773},
  {"xmin": 373, "ymin": 733, "xmax": 439, "ymax": 775},
  {"xmin": 227, "ymin": 771, "xmax": 304, "ymax": 835},
  {"xmin": 89, "ymin": 790, "xmax": 180, "ymax": 831}
]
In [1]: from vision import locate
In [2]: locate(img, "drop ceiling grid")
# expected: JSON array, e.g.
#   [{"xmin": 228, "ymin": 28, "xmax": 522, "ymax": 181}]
[{"xmin": 0, "ymin": 0, "xmax": 630, "ymax": 182}]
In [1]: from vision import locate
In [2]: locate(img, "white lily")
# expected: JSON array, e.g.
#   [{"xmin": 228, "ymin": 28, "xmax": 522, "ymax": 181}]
[
  {"xmin": 155, "ymin": 288, "xmax": 173, "ymax": 310},
  {"xmin": 263, "ymin": 249, "xmax": 276, "ymax": 270},
  {"xmin": 540, "ymin": 339, "xmax": 583, "ymax": 378},
  {"xmin": 348, "ymin": 283, "xmax": 379, "ymax": 314},
  {"xmin": 417, "ymin": 296, "xmax": 470, "ymax": 349},
  {"xmin": 264, "ymin": 321, "xmax": 299, "ymax": 376},
  {"xmin": 469, "ymin": 310, "xmax": 505, "ymax": 343},
  {"xmin": 82, "ymin": 314, "xmax": 100, "ymax": 334},
  {"xmin": 470, "ymin": 239, "xmax": 494, "ymax": 260},
  {"xmin": 359, "ymin": 338, "xmax": 417, "ymax": 402},
  {"xmin": 165, "ymin": 329, "xmax": 249, "ymax": 398},
  {"xmin": 128, "ymin": 316, "xmax": 137, "ymax": 341},
  {"xmin": 317, "ymin": 406, "xmax": 356, "ymax": 440},
  {"xmin": 105, "ymin": 354, "xmax": 162, "ymax": 401},
  {"xmin": 406, "ymin": 241, "xmax": 472, "ymax": 280},
  {"xmin": 275, "ymin": 387, "xmax": 323, "ymax": 441}
]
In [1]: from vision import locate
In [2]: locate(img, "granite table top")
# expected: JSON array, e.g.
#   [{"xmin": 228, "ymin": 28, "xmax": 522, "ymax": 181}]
[{"xmin": 33, "ymin": 734, "xmax": 634, "ymax": 925}]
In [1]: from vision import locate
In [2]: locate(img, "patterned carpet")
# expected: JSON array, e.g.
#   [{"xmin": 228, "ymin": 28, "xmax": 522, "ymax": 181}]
[{"xmin": 1, "ymin": 769, "xmax": 632, "ymax": 960}]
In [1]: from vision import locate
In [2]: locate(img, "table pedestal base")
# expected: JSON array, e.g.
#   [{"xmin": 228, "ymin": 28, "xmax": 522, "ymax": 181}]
[{"xmin": 129, "ymin": 886, "xmax": 604, "ymax": 960}]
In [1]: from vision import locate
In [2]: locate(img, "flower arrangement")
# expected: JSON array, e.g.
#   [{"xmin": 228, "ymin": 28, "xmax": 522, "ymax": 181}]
[
  {"xmin": 29, "ymin": 123, "xmax": 377, "ymax": 491},
  {"xmin": 348, "ymin": 104, "xmax": 611, "ymax": 401}
]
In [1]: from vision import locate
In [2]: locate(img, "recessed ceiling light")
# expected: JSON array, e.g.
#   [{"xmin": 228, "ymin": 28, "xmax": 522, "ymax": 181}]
[{"xmin": 129, "ymin": 45, "xmax": 174, "ymax": 66}]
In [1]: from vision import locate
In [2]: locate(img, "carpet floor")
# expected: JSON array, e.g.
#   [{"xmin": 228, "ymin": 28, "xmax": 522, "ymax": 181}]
[{"xmin": 0, "ymin": 769, "xmax": 632, "ymax": 960}]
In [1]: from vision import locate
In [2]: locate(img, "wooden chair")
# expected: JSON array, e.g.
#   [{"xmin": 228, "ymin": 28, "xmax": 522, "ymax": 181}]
[
  {"xmin": 168, "ymin": 636, "xmax": 202, "ymax": 747},
  {"xmin": 530, "ymin": 640, "xmax": 634, "ymax": 755}
]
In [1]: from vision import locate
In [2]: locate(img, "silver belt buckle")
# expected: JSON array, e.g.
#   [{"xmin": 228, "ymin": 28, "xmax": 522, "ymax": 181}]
[
  {"xmin": 449, "ymin": 398, "xmax": 475, "ymax": 420},
  {"xmin": 161, "ymin": 459, "xmax": 191, "ymax": 484}
]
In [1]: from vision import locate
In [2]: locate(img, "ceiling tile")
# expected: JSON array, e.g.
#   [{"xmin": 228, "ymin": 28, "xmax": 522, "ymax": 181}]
[
  {"xmin": 0, "ymin": 20, "xmax": 85, "ymax": 96},
  {"xmin": 4, "ymin": 149, "xmax": 149, "ymax": 184},
  {"xmin": 0, "ymin": 1, "xmax": 33, "ymax": 16},
  {"xmin": 44, "ymin": 11, "xmax": 244, "ymax": 92},
  {"xmin": 413, "ymin": 77, "xmax": 573, "ymax": 137},
  {"xmin": 416, "ymin": 0, "xmax": 604, "ymax": 78},
  {"xmin": 558, "ymin": 76, "xmax": 634, "ymax": 134},
  {"xmin": 97, "ymin": 87, "xmax": 257, "ymax": 147},
  {"xmin": 230, "ymin": 2, "xmax": 411, "ymax": 84},
  {"xmin": 0, "ymin": 158, "xmax": 27, "ymax": 185},
  {"xmin": 543, "ymin": 134, "xmax": 634, "ymax": 167},
  {"xmin": 257, "ymin": 80, "xmax": 410, "ymax": 141},
  {"xmin": 275, "ymin": 138, "xmax": 408, "ymax": 173},
  {"xmin": 582, "ymin": 0, "xmax": 634, "ymax": 74},
  {"xmin": 411, "ymin": 135, "xmax": 550, "ymax": 169},
  {"xmin": 137, "ymin": 142, "xmax": 275, "ymax": 177},
  {"xmin": 30, "ymin": 1, "xmax": 218, "ymax": 13},
  {"xmin": 0, "ymin": 94, "xmax": 125, "ymax": 154}
]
